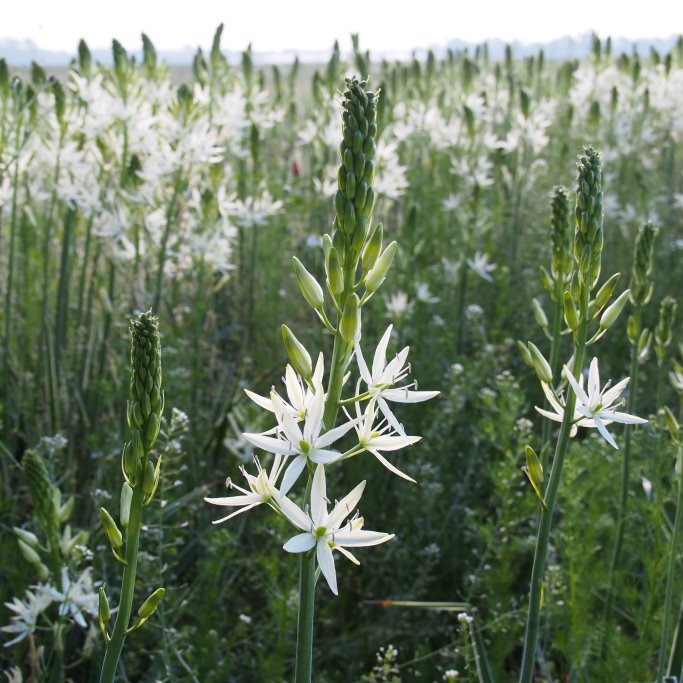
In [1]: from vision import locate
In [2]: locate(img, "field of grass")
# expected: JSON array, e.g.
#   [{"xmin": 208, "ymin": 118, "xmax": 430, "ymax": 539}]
[{"xmin": 1, "ymin": 29, "xmax": 682, "ymax": 683}]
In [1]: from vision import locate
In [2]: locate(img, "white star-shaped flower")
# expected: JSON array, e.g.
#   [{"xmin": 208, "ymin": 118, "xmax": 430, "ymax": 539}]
[
  {"xmin": 354, "ymin": 325, "xmax": 439, "ymax": 436},
  {"xmin": 275, "ymin": 464, "xmax": 393, "ymax": 595},
  {"xmin": 536, "ymin": 357, "xmax": 647, "ymax": 449}
]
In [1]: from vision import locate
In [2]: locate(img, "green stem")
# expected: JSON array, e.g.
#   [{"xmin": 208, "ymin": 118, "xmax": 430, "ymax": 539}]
[
  {"xmin": 667, "ymin": 598, "xmax": 683, "ymax": 680},
  {"xmin": 602, "ymin": 305, "xmax": 642, "ymax": 648},
  {"xmin": 541, "ymin": 276, "xmax": 565, "ymax": 463},
  {"xmin": 294, "ymin": 473, "xmax": 315, "ymax": 683},
  {"xmin": 152, "ymin": 175, "xmax": 181, "ymax": 313},
  {"xmin": 518, "ymin": 281, "xmax": 589, "ymax": 683},
  {"xmin": 657, "ymin": 447, "xmax": 683, "ymax": 682},
  {"xmin": 99, "ymin": 479, "xmax": 146, "ymax": 683}
]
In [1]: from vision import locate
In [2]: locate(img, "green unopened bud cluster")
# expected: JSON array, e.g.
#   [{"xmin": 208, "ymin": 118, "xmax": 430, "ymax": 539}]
[
  {"xmin": 550, "ymin": 186, "xmax": 572, "ymax": 286},
  {"xmin": 335, "ymin": 76, "xmax": 378, "ymax": 252},
  {"xmin": 655, "ymin": 296, "xmax": 677, "ymax": 365},
  {"xmin": 630, "ymin": 221, "xmax": 658, "ymax": 307},
  {"xmin": 573, "ymin": 147, "xmax": 604, "ymax": 288},
  {"xmin": 128, "ymin": 311, "xmax": 163, "ymax": 454}
]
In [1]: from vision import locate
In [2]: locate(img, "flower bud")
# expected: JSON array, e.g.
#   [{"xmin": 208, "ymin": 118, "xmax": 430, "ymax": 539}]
[
  {"xmin": 663, "ymin": 406, "xmax": 680, "ymax": 443},
  {"xmin": 599, "ymin": 289, "xmax": 630, "ymax": 331},
  {"xmin": 339, "ymin": 294, "xmax": 361, "ymax": 344},
  {"xmin": 98, "ymin": 586, "xmax": 111, "ymax": 625},
  {"xmin": 143, "ymin": 461, "xmax": 155, "ymax": 495},
  {"xmin": 293, "ymin": 257, "xmax": 324, "ymax": 309},
  {"xmin": 591, "ymin": 272, "xmax": 621, "ymax": 315},
  {"xmin": 18, "ymin": 539, "xmax": 42, "ymax": 566},
  {"xmin": 58, "ymin": 496, "xmax": 74, "ymax": 523},
  {"xmin": 365, "ymin": 241, "xmax": 397, "ymax": 292},
  {"xmin": 527, "ymin": 341, "xmax": 553, "ymax": 384},
  {"xmin": 361, "ymin": 222, "xmax": 383, "ymax": 272},
  {"xmin": 136, "ymin": 587, "xmax": 165, "ymax": 626},
  {"xmin": 532, "ymin": 298, "xmax": 548, "ymax": 330},
  {"xmin": 14, "ymin": 527, "xmax": 40, "ymax": 548},
  {"xmin": 563, "ymin": 291, "xmax": 580, "ymax": 331},
  {"xmin": 539, "ymin": 265, "xmax": 554, "ymax": 296},
  {"xmin": 281, "ymin": 325, "xmax": 312, "ymax": 379},
  {"xmin": 326, "ymin": 247, "xmax": 344, "ymax": 296},
  {"xmin": 517, "ymin": 340, "xmax": 534, "ymax": 368},
  {"xmin": 120, "ymin": 482, "xmax": 133, "ymax": 528},
  {"xmin": 655, "ymin": 296, "xmax": 677, "ymax": 351},
  {"xmin": 523, "ymin": 445, "xmax": 546, "ymax": 508},
  {"xmin": 100, "ymin": 507, "xmax": 123, "ymax": 549}
]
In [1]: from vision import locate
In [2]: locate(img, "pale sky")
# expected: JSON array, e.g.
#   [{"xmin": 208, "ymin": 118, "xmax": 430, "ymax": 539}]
[{"xmin": 2, "ymin": 0, "xmax": 681, "ymax": 53}]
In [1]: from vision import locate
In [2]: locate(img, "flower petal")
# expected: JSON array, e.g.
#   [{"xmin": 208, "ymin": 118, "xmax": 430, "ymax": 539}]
[
  {"xmin": 372, "ymin": 325, "xmax": 393, "ymax": 379},
  {"xmin": 382, "ymin": 388, "xmax": 440, "ymax": 404},
  {"xmin": 283, "ymin": 533, "xmax": 316, "ymax": 553},
  {"xmin": 279, "ymin": 456, "xmax": 308, "ymax": 496},
  {"xmin": 317, "ymin": 541, "xmax": 338, "ymax": 595},
  {"xmin": 310, "ymin": 464, "xmax": 327, "ymax": 526},
  {"xmin": 243, "ymin": 433, "xmax": 297, "ymax": 456},
  {"xmin": 368, "ymin": 448, "xmax": 417, "ymax": 483},
  {"xmin": 332, "ymin": 530, "xmax": 395, "ymax": 547},
  {"xmin": 327, "ymin": 480, "xmax": 367, "ymax": 530},
  {"xmin": 593, "ymin": 414, "xmax": 619, "ymax": 449},
  {"xmin": 274, "ymin": 489, "xmax": 311, "ymax": 530}
]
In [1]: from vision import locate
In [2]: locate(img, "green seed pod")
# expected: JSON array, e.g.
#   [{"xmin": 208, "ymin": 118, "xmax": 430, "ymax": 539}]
[
  {"xmin": 143, "ymin": 461, "xmax": 155, "ymax": 495},
  {"xmin": 138, "ymin": 587, "xmax": 165, "ymax": 619},
  {"xmin": 362, "ymin": 222, "xmax": 383, "ymax": 271},
  {"xmin": 293, "ymin": 257, "xmax": 324, "ymax": 309},
  {"xmin": 365, "ymin": 241, "xmax": 397, "ymax": 292},
  {"xmin": 340, "ymin": 294, "xmax": 361, "ymax": 344},
  {"xmin": 100, "ymin": 508, "xmax": 123, "ymax": 549},
  {"xmin": 282, "ymin": 325, "xmax": 313, "ymax": 379},
  {"xmin": 120, "ymin": 482, "xmax": 133, "ymax": 528}
]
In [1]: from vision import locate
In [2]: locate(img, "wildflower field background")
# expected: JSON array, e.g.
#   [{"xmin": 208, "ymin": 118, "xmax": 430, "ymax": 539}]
[{"xmin": 1, "ymin": 28, "xmax": 683, "ymax": 682}]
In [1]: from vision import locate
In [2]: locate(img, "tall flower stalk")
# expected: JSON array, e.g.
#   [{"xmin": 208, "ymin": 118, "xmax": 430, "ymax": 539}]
[
  {"xmin": 519, "ymin": 148, "xmax": 644, "ymax": 683},
  {"xmin": 99, "ymin": 311, "xmax": 165, "ymax": 683},
  {"xmin": 602, "ymin": 221, "xmax": 658, "ymax": 648},
  {"xmin": 204, "ymin": 77, "xmax": 437, "ymax": 683}
]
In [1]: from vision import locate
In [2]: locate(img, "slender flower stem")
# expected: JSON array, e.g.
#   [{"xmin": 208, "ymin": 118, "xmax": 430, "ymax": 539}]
[
  {"xmin": 99, "ymin": 479, "xmax": 146, "ymax": 683},
  {"xmin": 657, "ymin": 447, "xmax": 683, "ymax": 682},
  {"xmin": 541, "ymin": 274, "xmax": 566, "ymax": 464},
  {"xmin": 602, "ymin": 305, "xmax": 642, "ymax": 648},
  {"xmin": 519, "ymin": 282, "xmax": 589, "ymax": 683},
  {"xmin": 294, "ymin": 472, "xmax": 316, "ymax": 683}
]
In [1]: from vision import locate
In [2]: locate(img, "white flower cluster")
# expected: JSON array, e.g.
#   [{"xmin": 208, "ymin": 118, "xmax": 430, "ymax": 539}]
[
  {"xmin": 1, "ymin": 568, "xmax": 98, "ymax": 647},
  {"xmin": 206, "ymin": 325, "xmax": 438, "ymax": 595}
]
